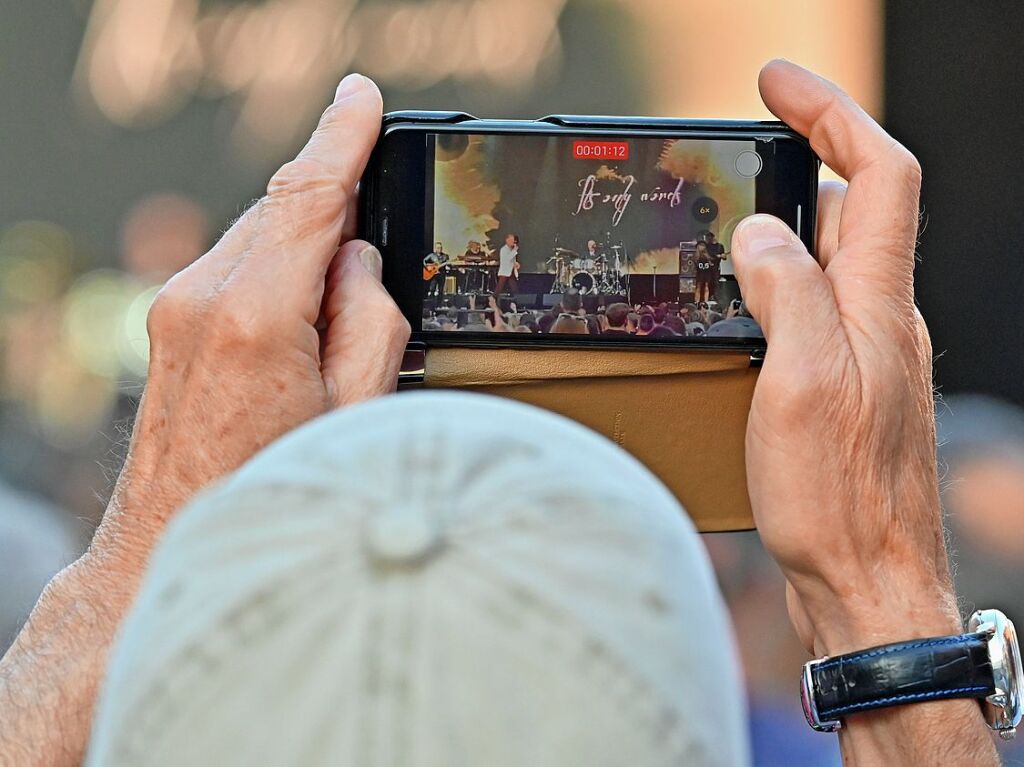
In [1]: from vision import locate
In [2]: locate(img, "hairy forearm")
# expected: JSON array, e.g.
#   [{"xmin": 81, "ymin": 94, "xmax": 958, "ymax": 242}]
[
  {"xmin": 0, "ymin": 466, "xmax": 159, "ymax": 767},
  {"xmin": 0, "ymin": 554, "xmax": 135, "ymax": 766},
  {"xmin": 839, "ymin": 699, "xmax": 999, "ymax": 767}
]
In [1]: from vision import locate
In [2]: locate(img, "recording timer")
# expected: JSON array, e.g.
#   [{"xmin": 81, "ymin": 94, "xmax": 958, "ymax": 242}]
[{"xmin": 572, "ymin": 140, "xmax": 630, "ymax": 160}]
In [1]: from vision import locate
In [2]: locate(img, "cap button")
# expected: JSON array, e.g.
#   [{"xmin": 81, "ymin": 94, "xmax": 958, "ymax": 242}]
[{"xmin": 364, "ymin": 507, "xmax": 443, "ymax": 567}]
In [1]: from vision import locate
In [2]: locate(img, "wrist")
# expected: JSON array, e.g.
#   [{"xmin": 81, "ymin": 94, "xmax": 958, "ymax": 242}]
[
  {"xmin": 800, "ymin": 604, "xmax": 1008, "ymax": 767},
  {"xmin": 800, "ymin": 571, "xmax": 961, "ymax": 658},
  {"xmin": 89, "ymin": 447, "xmax": 190, "ymax": 584}
]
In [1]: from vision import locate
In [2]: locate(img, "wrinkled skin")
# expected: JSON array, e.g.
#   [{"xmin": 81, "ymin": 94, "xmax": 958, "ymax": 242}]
[{"xmin": 94, "ymin": 74, "xmax": 411, "ymax": 568}]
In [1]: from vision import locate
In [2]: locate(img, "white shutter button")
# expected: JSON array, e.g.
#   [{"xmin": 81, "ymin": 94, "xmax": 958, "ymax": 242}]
[{"xmin": 735, "ymin": 150, "xmax": 763, "ymax": 178}]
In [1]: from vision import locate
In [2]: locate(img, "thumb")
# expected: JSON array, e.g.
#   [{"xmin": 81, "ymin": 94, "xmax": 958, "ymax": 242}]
[
  {"xmin": 731, "ymin": 214, "xmax": 839, "ymax": 348},
  {"xmin": 321, "ymin": 240, "xmax": 411, "ymax": 406}
]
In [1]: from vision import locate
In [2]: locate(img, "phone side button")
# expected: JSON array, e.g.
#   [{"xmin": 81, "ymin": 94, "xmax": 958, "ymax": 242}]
[{"xmin": 384, "ymin": 110, "xmax": 478, "ymax": 125}]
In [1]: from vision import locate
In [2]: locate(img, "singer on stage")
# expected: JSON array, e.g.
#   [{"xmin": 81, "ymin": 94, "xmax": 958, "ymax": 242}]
[{"xmin": 495, "ymin": 233, "xmax": 520, "ymax": 296}]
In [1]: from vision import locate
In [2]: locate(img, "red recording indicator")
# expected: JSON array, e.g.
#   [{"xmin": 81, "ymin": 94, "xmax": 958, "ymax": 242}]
[{"xmin": 572, "ymin": 140, "xmax": 629, "ymax": 160}]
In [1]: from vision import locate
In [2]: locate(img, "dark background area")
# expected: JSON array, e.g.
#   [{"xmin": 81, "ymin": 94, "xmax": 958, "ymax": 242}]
[{"xmin": 886, "ymin": 1, "xmax": 1024, "ymax": 407}]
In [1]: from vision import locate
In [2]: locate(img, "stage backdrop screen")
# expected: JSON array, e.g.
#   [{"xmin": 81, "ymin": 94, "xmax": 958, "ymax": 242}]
[{"xmin": 421, "ymin": 132, "xmax": 763, "ymax": 339}]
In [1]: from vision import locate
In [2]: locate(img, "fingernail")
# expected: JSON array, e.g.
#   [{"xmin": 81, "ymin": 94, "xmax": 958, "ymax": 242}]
[
  {"xmin": 335, "ymin": 73, "xmax": 366, "ymax": 102},
  {"xmin": 358, "ymin": 244, "xmax": 382, "ymax": 279},
  {"xmin": 732, "ymin": 214, "xmax": 794, "ymax": 252}
]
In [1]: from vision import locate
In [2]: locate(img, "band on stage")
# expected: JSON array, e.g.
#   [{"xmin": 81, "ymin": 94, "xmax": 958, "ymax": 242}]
[{"xmin": 423, "ymin": 231, "xmax": 729, "ymax": 303}]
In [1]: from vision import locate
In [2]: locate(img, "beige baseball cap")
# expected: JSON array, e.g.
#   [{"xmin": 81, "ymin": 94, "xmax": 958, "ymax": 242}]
[{"xmin": 88, "ymin": 392, "xmax": 748, "ymax": 766}]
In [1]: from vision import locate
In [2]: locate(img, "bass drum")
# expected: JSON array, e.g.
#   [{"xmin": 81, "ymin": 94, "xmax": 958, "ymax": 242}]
[{"xmin": 571, "ymin": 271, "xmax": 594, "ymax": 293}]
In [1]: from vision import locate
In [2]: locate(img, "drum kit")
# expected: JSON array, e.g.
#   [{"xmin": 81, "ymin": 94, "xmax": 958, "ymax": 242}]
[{"xmin": 546, "ymin": 242, "xmax": 628, "ymax": 294}]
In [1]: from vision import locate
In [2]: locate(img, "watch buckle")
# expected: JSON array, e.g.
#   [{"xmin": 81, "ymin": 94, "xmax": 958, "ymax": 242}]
[
  {"xmin": 969, "ymin": 608, "xmax": 1023, "ymax": 740},
  {"xmin": 800, "ymin": 657, "xmax": 842, "ymax": 733}
]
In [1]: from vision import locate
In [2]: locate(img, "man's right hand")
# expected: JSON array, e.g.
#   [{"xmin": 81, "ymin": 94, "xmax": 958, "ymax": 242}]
[{"xmin": 731, "ymin": 60, "xmax": 999, "ymax": 765}]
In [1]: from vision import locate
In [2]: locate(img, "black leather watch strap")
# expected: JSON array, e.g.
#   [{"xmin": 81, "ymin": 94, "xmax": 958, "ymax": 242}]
[{"xmin": 811, "ymin": 633, "xmax": 996, "ymax": 721}]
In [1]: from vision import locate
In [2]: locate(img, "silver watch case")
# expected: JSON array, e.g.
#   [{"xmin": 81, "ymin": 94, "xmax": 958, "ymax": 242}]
[
  {"xmin": 969, "ymin": 608, "xmax": 1023, "ymax": 740},
  {"xmin": 800, "ymin": 656, "xmax": 841, "ymax": 732}
]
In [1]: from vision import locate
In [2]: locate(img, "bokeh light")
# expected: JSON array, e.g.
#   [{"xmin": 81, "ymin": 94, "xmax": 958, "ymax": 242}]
[
  {"xmin": 0, "ymin": 222, "xmax": 74, "ymax": 308},
  {"xmin": 120, "ymin": 193, "xmax": 208, "ymax": 279},
  {"xmin": 119, "ymin": 285, "xmax": 161, "ymax": 377},
  {"xmin": 61, "ymin": 270, "xmax": 140, "ymax": 379}
]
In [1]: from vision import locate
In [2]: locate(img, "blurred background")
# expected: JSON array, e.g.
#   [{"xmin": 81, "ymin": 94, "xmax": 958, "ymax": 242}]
[{"xmin": 1, "ymin": 1, "xmax": 1022, "ymax": 764}]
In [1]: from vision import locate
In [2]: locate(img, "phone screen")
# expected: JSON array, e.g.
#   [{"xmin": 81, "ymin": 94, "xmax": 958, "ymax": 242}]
[{"xmin": 372, "ymin": 125, "xmax": 815, "ymax": 349}]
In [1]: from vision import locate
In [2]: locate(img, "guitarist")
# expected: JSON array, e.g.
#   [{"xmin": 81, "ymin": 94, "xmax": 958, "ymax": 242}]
[
  {"xmin": 423, "ymin": 241, "xmax": 449, "ymax": 299},
  {"xmin": 495, "ymin": 233, "xmax": 520, "ymax": 297}
]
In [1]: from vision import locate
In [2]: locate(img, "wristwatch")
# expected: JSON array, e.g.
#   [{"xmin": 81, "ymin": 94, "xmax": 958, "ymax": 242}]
[{"xmin": 800, "ymin": 608, "xmax": 1023, "ymax": 739}]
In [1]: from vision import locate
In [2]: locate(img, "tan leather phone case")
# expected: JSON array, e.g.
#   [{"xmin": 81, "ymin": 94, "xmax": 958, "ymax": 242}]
[{"xmin": 420, "ymin": 347, "xmax": 758, "ymax": 532}]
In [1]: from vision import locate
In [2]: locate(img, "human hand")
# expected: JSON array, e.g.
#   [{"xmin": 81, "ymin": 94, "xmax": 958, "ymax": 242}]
[
  {"xmin": 0, "ymin": 73, "xmax": 409, "ymax": 767},
  {"xmin": 731, "ymin": 62, "xmax": 1004, "ymax": 764},
  {"xmin": 94, "ymin": 73, "xmax": 409, "ymax": 575},
  {"xmin": 731, "ymin": 61, "xmax": 957, "ymax": 657}
]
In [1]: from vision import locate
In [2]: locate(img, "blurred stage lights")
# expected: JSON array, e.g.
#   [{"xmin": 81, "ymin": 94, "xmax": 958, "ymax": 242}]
[
  {"xmin": 0, "ymin": 223, "xmax": 162, "ymax": 445},
  {"xmin": 0, "ymin": 222, "xmax": 74, "ymax": 307},
  {"xmin": 120, "ymin": 285, "xmax": 161, "ymax": 377},
  {"xmin": 72, "ymin": 0, "xmax": 880, "ymax": 161},
  {"xmin": 61, "ymin": 270, "xmax": 145, "ymax": 379},
  {"xmin": 1, "ymin": 190, "xmax": 206, "ymax": 445},
  {"xmin": 10, "ymin": 269, "xmax": 157, "ymax": 447},
  {"xmin": 74, "ymin": 0, "xmax": 568, "ymax": 149}
]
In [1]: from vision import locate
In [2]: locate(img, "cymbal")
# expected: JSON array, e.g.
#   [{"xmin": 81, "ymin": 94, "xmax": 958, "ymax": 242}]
[
  {"xmin": 553, "ymin": 247, "xmax": 579, "ymax": 256},
  {"xmin": 610, "ymin": 244, "xmax": 624, "ymax": 252}
]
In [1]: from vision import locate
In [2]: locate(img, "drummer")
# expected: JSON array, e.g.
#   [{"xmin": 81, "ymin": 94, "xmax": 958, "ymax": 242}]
[{"xmin": 574, "ymin": 239, "xmax": 600, "ymax": 271}]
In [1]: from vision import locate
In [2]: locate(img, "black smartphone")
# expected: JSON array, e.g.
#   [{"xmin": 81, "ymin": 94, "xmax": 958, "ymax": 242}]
[{"xmin": 360, "ymin": 112, "xmax": 818, "ymax": 351}]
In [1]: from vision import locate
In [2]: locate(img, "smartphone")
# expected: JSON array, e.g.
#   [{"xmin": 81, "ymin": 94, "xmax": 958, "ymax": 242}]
[{"xmin": 360, "ymin": 111, "xmax": 818, "ymax": 353}]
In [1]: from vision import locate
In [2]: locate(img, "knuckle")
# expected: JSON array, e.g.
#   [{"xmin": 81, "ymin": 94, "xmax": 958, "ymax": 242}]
[
  {"xmin": 775, "ymin": 370, "xmax": 831, "ymax": 427},
  {"xmin": 916, "ymin": 314, "xmax": 933, "ymax": 359},
  {"xmin": 265, "ymin": 158, "xmax": 349, "ymax": 229},
  {"xmin": 808, "ymin": 90, "xmax": 847, "ymax": 160},
  {"xmin": 376, "ymin": 294, "xmax": 411, "ymax": 340},
  {"xmin": 318, "ymin": 101, "xmax": 349, "ymax": 129},
  {"xmin": 388, "ymin": 309, "xmax": 412, "ymax": 345},
  {"xmin": 891, "ymin": 143, "xmax": 922, "ymax": 188},
  {"xmin": 146, "ymin": 277, "xmax": 195, "ymax": 339},
  {"xmin": 769, "ymin": 337, "xmax": 860, "ymax": 431},
  {"xmin": 207, "ymin": 293, "xmax": 267, "ymax": 348},
  {"xmin": 910, "ymin": 308, "xmax": 934, "ymax": 364}
]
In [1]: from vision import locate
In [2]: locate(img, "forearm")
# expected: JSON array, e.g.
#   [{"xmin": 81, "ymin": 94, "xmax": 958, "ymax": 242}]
[
  {"xmin": 0, "ymin": 553, "xmax": 137, "ymax": 766},
  {"xmin": 839, "ymin": 699, "xmax": 998, "ymax": 767},
  {"xmin": 0, "ymin": 454, "xmax": 170, "ymax": 766}
]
